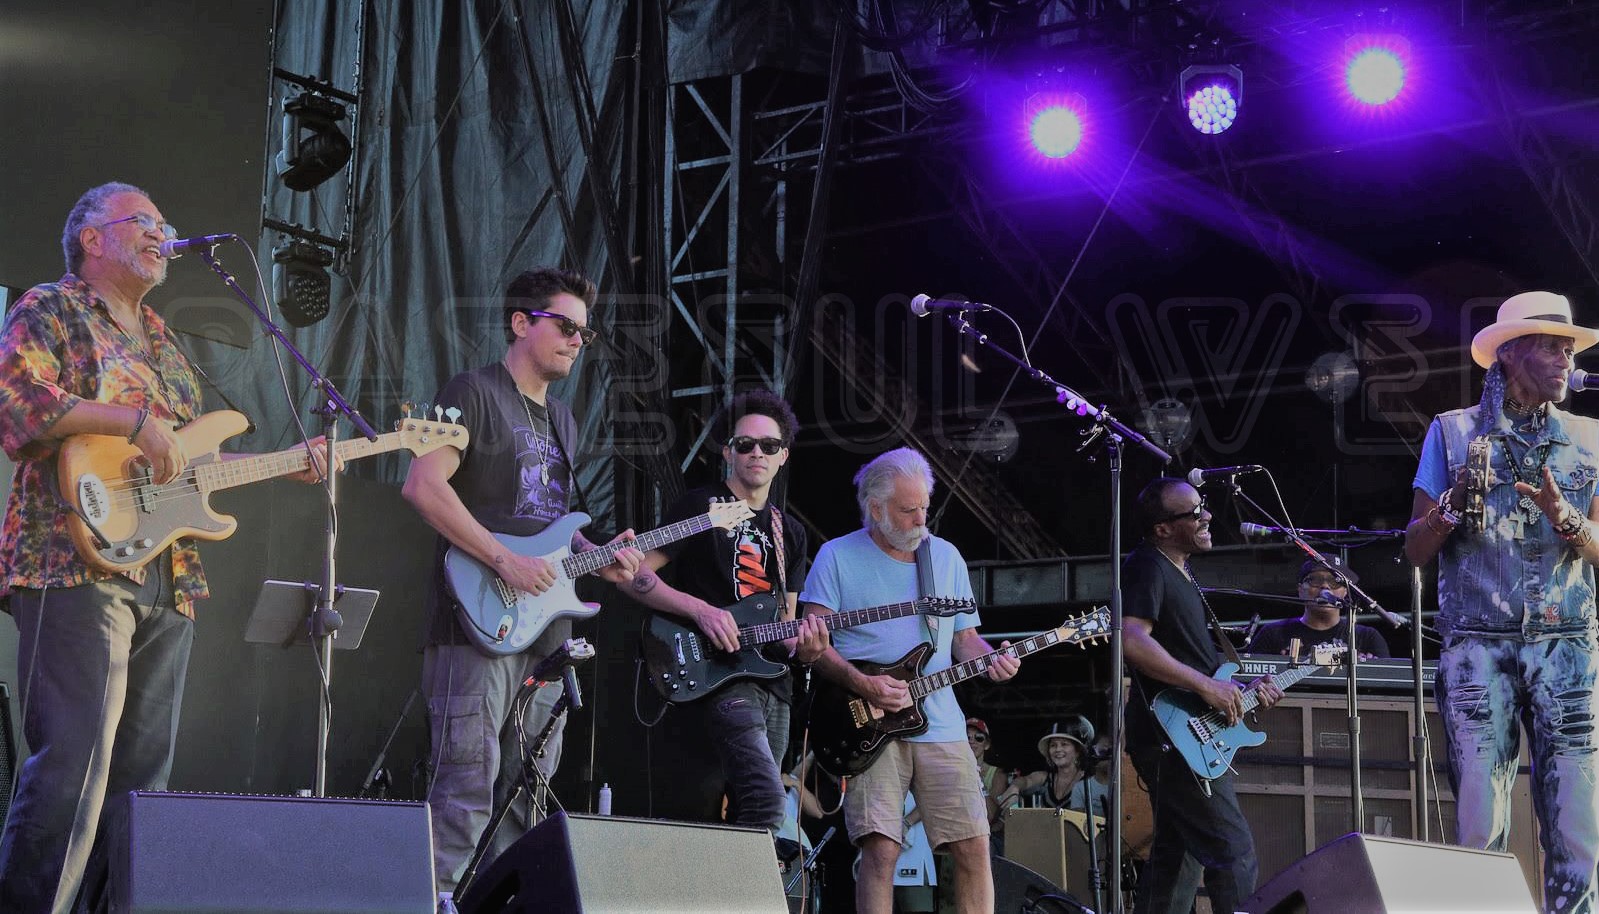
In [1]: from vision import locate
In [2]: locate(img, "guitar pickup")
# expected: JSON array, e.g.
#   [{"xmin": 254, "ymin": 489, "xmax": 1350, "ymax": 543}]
[{"xmin": 672, "ymin": 633, "xmax": 686, "ymax": 666}]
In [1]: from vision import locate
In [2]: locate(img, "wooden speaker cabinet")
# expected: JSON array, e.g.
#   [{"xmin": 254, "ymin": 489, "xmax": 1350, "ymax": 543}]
[{"xmin": 1233, "ymin": 694, "xmax": 1540, "ymax": 900}]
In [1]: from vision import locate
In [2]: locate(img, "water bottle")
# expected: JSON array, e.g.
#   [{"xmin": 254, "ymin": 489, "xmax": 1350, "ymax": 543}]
[{"xmin": 598, "ymin": 782, "xmax": 613, "ymax": 816}]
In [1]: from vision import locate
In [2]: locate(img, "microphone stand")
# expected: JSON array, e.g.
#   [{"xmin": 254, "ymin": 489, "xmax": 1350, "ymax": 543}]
[
  {"xmin": 453, "ymin": 673, "xmax": 580, "ymax": 905},
  {"xmin": 195, "ymin": 246, "xmax": 377, "ymax": 798},
  {"xmin": 1410, "ymin": 562, "xmax": 1430, "ymax": 841},
  {"xmin": 1231, "ymin": 488, "xmax": 1407, "ymax": 836},
  {"xmin": 939, "ymin": 309, "xmax": 1171, "ymax": 914}
]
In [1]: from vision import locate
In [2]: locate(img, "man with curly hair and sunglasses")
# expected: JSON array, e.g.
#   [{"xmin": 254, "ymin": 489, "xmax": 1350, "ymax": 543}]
[
  {"xmin": 628, "ymin": 389, "xmax": 828, "ymax": 833},
  {"xmin": 403, "ymin": 267, "xmax": 642, "ymax": 897}
]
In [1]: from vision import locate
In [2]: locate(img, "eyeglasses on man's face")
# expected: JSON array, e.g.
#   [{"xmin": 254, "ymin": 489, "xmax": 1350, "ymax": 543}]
[
  {"xmin": 98, "ymin": 212, "xmax": 178, "ymax": 241},
  {"xmin": 727, "ymin": 436, "xmax": 785, "ymax": 456},
  {"xmin": 966, "ymin": 731, "xmax": 988, "ymax": 744},
  {"xmin": 1160, "ymin": 498, "xmax": 1207, "ymax": 523},
  {"xmin": 521, "ymin": 309, "xmax": 598, "ymax": 346}
]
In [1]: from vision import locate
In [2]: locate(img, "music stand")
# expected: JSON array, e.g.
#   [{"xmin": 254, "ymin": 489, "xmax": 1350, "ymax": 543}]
[{"xmin": 246, "ymin": 580, "xmax": 380, "ymax": 650}]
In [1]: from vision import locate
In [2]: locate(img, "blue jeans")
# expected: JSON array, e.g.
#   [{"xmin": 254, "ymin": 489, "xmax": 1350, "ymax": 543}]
[
  {"xmin": 1437, "ymin": 634, "xmax": 1599, "ymax": 914},
  {"xmin": 1129, "ymin": 741, "xmax": 1257, "ymax": 914},
  {"xmin": 699, "ymin": 679, "xmax": 789, "ymax": 830},
  {"xmin": 0, "ymin": 566, "xmax": 193, "ymax": 914}
]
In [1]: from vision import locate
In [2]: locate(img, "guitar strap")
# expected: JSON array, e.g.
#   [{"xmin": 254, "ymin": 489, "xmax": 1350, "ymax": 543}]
[
  {"xmin": 1196, "ymin": 580, "xmax": 1245, "ymax": 670},
  {"xmin": 914, "ymin": 537, "xmax": 938, "ymax": 642},
  {"xmin": 768, "ymin": 503, "xmax": 788, "ymax": 598}
]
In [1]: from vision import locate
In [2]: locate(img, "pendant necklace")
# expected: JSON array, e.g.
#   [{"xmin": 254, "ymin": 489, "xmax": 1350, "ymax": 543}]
[
  {"xmin": 509, "ymin": 365, "xmax": 553, "ymax": 486},
  {"xmin": 1499, "ymin": 438, "xmax": 1551, "ymax": 520}
]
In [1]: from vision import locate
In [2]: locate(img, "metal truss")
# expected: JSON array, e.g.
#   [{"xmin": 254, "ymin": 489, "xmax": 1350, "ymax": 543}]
[{"xmin": 664, "ymin": 75, "xmax": 791, "ymax": 471}]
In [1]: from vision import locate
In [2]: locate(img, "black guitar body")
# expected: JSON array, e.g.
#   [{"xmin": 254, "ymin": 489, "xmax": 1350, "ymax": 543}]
[
  {"xmin": 640, "ymin": 593, "xmax": 786, "ymax": 703},
  {"xmin": 810, "ymin": 643, "xmax": 933, "ymax": 778}
]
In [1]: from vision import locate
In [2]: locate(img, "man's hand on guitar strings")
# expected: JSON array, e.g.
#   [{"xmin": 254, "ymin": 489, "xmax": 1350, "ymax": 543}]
[
  {"xmin": 788, "ymin": 613, "xmax": 829, "ymax": 664},
  {"xmin": 693, "ymin": 602, "xmax": 742, "ymax": 652},
  {"xmin": 862, "ymin": 674, "xmax": 912, "ymax": 712},
  {"xmin": 591, "ymin": 529, "xmax": 643, "ymax": 585},
  {"xmin": 985, "ymin": 641, "xmax": 1021, "ymax": 682}
]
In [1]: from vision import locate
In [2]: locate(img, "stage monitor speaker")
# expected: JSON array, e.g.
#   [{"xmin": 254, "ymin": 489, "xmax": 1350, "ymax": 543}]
[
  {"xmin": 457, "ymin": 812, "xmax": 787, "ymax": 914},
  {"xmin": 1242, "ymin": 833, "xmax": 1537, "ymax": 914},
  {"xmin": 0, "ymin": 681, "xmax": 15, "ymax": 831},
  {"xmin": 100, "ymin": 790, "xmax": 435, "ymax": 913},
  {"xmin": 992, "ymin": 854, "xmax": 1083, "ymax": 914}
]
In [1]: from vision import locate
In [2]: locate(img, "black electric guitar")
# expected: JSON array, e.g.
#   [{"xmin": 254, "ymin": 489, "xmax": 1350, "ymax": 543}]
[
  {"xmin": 640, "ymin": 595, "xmax": 977, "ymax": 703},
  {"xmin": 811, "ymin": 607, "xmax": 1112, "ymax": 778}
]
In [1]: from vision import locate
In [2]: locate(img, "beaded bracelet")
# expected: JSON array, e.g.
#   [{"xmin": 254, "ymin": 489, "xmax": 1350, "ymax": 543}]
[
  {"xmin": 127, "ymin": 408, "xmax": 150, "ymax": 444},
  {"xmin": 1437, "ymin": 499, "xmax": 1463, "ymax": 527}
]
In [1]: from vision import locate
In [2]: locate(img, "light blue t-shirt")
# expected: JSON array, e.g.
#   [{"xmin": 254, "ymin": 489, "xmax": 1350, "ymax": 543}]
[{"xmin": 800, "ymin": 528, "xmax": 980, "ymax": 743}]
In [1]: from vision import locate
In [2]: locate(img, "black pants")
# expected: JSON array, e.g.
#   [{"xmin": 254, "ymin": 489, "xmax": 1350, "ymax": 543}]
[{"xmin": 1128, "ymin": 740, "xmax": 1258, "ymax": 914}]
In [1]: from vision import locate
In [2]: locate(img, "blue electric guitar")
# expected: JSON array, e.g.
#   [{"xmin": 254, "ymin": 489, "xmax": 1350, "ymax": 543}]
[
  {"xmin": 447, "ymin": 499, "xmax": 753, "ymax": 656},
  {"xmin": 1151, "ymin": 645, "xmax": 1343, "ymax": 781}
]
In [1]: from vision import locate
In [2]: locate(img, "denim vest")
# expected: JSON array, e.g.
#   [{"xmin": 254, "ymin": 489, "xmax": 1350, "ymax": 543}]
[{"xmin": 1433, "ymin": 404, "xmax": 1599, "ymax": 640}]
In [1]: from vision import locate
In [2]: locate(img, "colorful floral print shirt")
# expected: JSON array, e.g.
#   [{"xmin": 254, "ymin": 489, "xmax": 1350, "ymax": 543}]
[{"xmin": 0, "ymin": 275, "xmax": 207, "ymax": 615}]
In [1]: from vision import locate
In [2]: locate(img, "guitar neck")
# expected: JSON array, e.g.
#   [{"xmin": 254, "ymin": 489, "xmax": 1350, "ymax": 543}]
[
  {"xmin": 197, "ymin": 432, "xmax": 402, "ymax": 492},
  {"xmin": 1240, "ymin": 664, "xmax": 1322, "ymax": 715},
  {"xmin": 741, "ymin": 599, "xmax": 930, "ymax": 647},
  {"xmin": 907, "ymin": 626, "xmax": 1061, "ymax": 700},
  {"xmin": 562, "ymin": 512, "xmax": 715, "ymax": 578}
]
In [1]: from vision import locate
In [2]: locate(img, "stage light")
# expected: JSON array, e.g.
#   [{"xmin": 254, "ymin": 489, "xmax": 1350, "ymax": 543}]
[
  {"xmin": 1024, "ymin": 90, "xmax": 1087, "ymax": 159},
  {"xmin": 1345, "ymin": 39, "xmax": 1409, "ymax": 106},
  {"xmin": 272, "ymin": 240, "xmax": 336, "ymax": 327},
  {"xmin": 1179, "ymin": 65, "xmax": 1243, "ymax": 135},
  {"xmin": 276, "ymin": 91, "xmax": 352, "ymax": 192}
]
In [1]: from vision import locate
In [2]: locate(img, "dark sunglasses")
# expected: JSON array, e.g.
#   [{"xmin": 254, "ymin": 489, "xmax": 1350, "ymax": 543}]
[
  {"xmin": 1160, "ymin": 498, "xmax": 1207, "ymax": 523},
  {"xmin": 967, "ymin": 732, "xmax": 989, "ymax": 743},
  {"xmin": 727, "ymin": 436, "xmax": 786, "ymax": 456},
  {"xmin": 521, "ymin": 309, "xmax": 598, "ymax": 346}
]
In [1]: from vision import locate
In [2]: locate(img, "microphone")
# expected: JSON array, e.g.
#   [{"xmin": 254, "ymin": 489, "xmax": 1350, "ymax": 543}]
[
  {"xmin": 1186, "ymin": 465, "xmax": 1265, "ymax": 487},
  {"xmin": 1239, "ymin": 522, "xmax": 1284, "ymax": 537},
  {"xmin": 158, "ymin": 232, "xmax": 239, "ymax": 259},
  {"xmin": 1319, "ymin": 588, "xmax": 1408, "ymax": 629},
  {"xmin": 514, "ymin": 637, "xmax": 596, "ymax": 704},
  {"xmin": 909, "ymin": 294, "xmax": 994, "ymax": 318},
  {"xmin": 1571, "ymin": 369, "xmax": 1598, "ymax": 392}
]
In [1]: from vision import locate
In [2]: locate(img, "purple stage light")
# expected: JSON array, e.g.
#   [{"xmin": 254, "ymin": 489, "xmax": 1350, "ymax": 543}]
[
  {"xmin": 1028, "ymin": 103, "xmax": 1084, "ymax": 158},
  {"xmin": 1346, "ymin": 46, "xmax": 1406, "ymax": 106}
]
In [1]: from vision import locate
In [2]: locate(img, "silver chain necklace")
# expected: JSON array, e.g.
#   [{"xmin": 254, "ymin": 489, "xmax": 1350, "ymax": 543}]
[{"xmin": 508, "ymin": 365, "xmax": 553, "ymax": 486}]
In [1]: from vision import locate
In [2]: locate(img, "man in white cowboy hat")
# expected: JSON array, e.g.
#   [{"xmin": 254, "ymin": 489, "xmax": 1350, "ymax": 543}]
[{"xmin": 1406, "ymin": 290, "xmax": 1599, "ymax": 913}]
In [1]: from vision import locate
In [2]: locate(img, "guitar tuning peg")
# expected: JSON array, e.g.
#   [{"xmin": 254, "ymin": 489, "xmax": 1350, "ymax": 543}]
[
  {"xmin": 445, "ymin": 406, "xmax": 462, "ymax": 424},
  {"xmin": 401, "ymin": 400, "xmax": 415, "ymax": 418},
  {"xmin": 434, "ymin": 405, "xmax": 445, "ymax": 421}
]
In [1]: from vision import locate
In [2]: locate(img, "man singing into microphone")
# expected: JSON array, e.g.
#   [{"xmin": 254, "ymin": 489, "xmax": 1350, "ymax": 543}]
[
  {"xmin": 0, "ymin": 183, "xmax": 331, "ymax": 912},
  {"xmin": 1245, "ymin": 561, "xmax": 1389, "ymax": 661},
  {"xmin": 1406, "ymin": 291, "xmax": 1599, "ymax": 913}
]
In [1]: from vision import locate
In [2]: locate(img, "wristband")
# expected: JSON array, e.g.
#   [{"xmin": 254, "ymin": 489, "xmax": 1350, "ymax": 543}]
[
  {"xmin": 1436, "ymin": 499, "xmax": 1462, "ymax": 527},
  {"xmin": 127, "ymin": 408, "xmax": 150, "ymax": 444},
  {"xmin": 1424, "ymin": 505, "xmax": 1456, "ymax": 536}
]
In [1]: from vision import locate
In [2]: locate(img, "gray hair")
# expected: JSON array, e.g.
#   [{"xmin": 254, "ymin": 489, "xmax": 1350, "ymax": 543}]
[
  {"xmin": 62, "ymin": 182, "xmax": 149, "ymax": 274},
  {"xmin": 853, "ymin": 447, "xmax": 935, "ymax": 527}
]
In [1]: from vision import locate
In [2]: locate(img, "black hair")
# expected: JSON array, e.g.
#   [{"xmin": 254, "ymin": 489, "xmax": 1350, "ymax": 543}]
[
  {"xmin": 503, "ymin": 267, "xmax": 597, "ymax": 343},
  {"xmin": 724, "ymin": 388, "xmax": 799, "ymax": 445}
]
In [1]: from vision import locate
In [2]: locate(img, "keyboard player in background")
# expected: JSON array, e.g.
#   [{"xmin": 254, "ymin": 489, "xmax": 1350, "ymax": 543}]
[{"xmin": 1245, "ymin": 560, "xmax": 1389, "ymax": 661}]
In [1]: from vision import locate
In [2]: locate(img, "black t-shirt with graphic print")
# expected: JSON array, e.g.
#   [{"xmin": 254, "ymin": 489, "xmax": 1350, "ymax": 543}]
[
  {"xmin": 657, "ymin": 482, "xmax": 808, "ymax": 703},
  {"xmin": 423, "ymin": 362, "xmax": 580, "ymax": 653}
]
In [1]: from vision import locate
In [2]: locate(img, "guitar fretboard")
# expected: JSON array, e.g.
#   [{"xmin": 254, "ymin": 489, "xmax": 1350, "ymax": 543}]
[
  {"xmin": 1240, "ymin": 663, "xmax": 1324, "ymax": 716},
  {"xmin": 196, "ymin": 431, "xmax": 407, "ymax": 492},
  {"xmin": 740, "ymin": 599, "xmax": 972, "ymax": 647},
  {"xmin": 560, "ymin": 512, "xmax": 717, "ymax": 578},
  {"xmin": 906, "ymin": 616, "xmax": 1100, "ymax": 700}
]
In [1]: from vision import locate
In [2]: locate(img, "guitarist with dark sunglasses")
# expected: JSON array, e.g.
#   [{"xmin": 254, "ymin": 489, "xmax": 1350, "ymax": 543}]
[
  {"xmin": 626, "ymin": 389, "xmax": 828, "ymax": 832},
  {"xmin": 402, "ymin": 268, "xmax": 643, "ymax": 897},
  {"xmin": 1121, "ymin": 476, "xmax": 1282, "ymax": 914}
]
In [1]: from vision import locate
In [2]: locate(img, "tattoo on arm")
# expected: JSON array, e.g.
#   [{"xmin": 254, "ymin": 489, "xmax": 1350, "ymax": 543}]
[{"xmin": 631, "ymin": 572, "xmax": 658, "ymax": 594}]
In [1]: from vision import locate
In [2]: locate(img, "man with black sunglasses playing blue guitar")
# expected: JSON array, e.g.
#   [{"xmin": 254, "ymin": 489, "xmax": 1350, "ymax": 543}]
[
  {"xmin": 402, "ymin": 267, "xmax": 643, "ymax": 897},
  {"xmin": 628, "ymin": 389, "xmax": 828, "ymax": 833}
]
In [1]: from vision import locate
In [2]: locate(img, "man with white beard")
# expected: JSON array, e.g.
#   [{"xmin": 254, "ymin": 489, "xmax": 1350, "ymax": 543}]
[{"xmin": 801, "ymin": 447, "xmax": 1020, "ymax": 914}]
